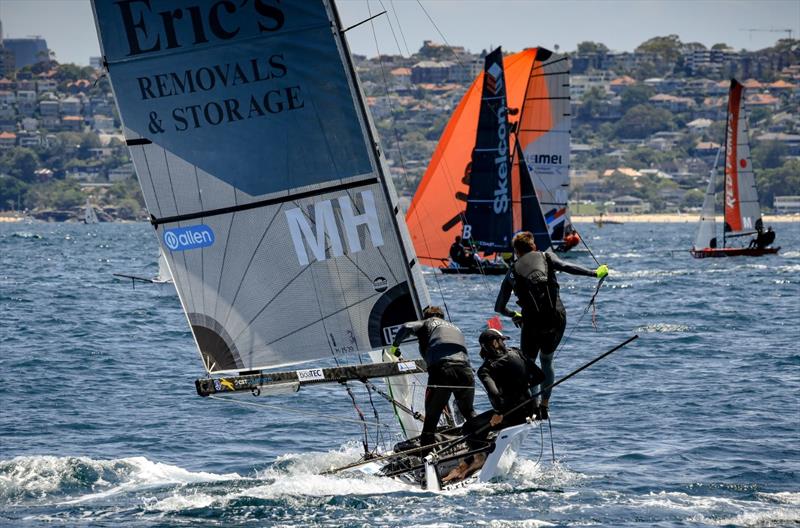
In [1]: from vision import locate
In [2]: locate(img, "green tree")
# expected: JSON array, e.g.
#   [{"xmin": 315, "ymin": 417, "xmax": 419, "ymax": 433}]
[
  {"xmin": 757, "ymin": 158, "xmax": 800, "ymax": 206},
  {"xmin": 614, "ymin": 104, "xmax": 675, "ymax": 139},
  {"xmin": 0, "ymin": 175, "xmax": 29, "ymax": 210},
  {"xmin": 620, "ymin": 85, "xmax": 655, "ymax": 113},
  {"xmin": 576, "ymin": 41, "xmax": 609, "ymax": 55},
  {"xmin": 578, "ymin": 86, "xmax": 608, "ymax": 120},
  {"xmin": 27, "ymin": 179, "xmax": 84, "ymax": 210},
  {"xmin": 3, "ymin": 148, "xmax": 40, "ymax": 183},
  {"xmin": 752, "ymin": 140, "xmax": 787, "ymax": 170},
  {"xmin": 682, "ymin": 189, "xmax": 705, "ymax": 208}
]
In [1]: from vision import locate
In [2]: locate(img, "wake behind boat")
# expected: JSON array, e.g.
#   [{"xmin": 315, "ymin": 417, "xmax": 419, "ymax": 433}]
[{"xmin": 691, "ymin": 79, "xmax": 780, "ymax": 258}]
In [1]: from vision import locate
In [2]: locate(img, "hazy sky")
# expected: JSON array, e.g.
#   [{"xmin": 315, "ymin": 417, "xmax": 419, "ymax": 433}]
[{"xmin": 1, "ymin": 0, "xmax": 797, "ymax": 65}]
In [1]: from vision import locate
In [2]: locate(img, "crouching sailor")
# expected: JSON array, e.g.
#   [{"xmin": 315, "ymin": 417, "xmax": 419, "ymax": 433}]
[
  {"xmin": 390, "ymin": 306, "xmax": 476, "ymax": 445},
  {"xmin": 443, "ymin": 328, "xmax": 544, "ymax": 483}
]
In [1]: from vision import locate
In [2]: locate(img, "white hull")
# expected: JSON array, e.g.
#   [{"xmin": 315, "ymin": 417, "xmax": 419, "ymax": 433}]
[{"xmin": 352, "ymin": 421, "xmax": 534, "ymax": 490}]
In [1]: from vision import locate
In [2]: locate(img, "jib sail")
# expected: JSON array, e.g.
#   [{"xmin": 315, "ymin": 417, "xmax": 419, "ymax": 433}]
[
  {"xmin": 693, "ymin": 148, "xmax": 721, "ymax": 250},
  {"xmin": 515, "ymin": 48, "xmax": 572, "ymax": 246},
  {"xmin": 92, "ymin": 0, "xmax": 429, "ymax": 374},
  {"xmin": 723, "ymin": 79, "xmax": 762, "ymax": 239}
]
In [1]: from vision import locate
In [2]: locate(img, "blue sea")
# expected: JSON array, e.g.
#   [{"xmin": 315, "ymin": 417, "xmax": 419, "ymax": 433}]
[{"xmin": 1, "ymin": 220, "xmax": 798, "ymax": 527}]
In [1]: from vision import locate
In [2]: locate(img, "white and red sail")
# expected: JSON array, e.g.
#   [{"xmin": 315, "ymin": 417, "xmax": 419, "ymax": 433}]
[{"xmin": 723, "ymin": 79, "xmax": 762, "ymax": 237}]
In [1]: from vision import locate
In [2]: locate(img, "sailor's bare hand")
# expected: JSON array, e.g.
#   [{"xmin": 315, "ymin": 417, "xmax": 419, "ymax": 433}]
[{"xmin": 490, "ymin": 414, "xmax": 503, "ymax": 427}]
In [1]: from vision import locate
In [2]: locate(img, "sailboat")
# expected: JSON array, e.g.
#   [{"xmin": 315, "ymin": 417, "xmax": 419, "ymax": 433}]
[
  {"xmin": 92, "ymin": 0, "xmax": 534, "ymax": 490},
  {"xmin": 690, "ymin": 79, "xmax": 780, "ymax": 258},
  {"xmin": 113, "ymin": 248, "xmax": 174, "ymax": 286},
  {"xmin": 408, "ymin": 47, "xmax": 578, "ymax": 274},
  {"xmin": 83, "ymin": 198, "xmax": 99, "ymax": 224}
]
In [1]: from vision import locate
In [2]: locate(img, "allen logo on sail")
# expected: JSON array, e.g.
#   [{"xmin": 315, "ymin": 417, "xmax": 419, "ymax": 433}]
[
  {"xmin": 286, "ymin": 190, "xmax": 385, "ymax": 266},
  {"xmin": 163, "ymin": 224, "xmax": 215, "ymax": 251}
]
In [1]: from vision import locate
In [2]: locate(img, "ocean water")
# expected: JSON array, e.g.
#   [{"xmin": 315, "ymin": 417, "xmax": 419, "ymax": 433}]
[{"xmin": 1, "ymin": 220, "xmax": 798, "ymax": 527}]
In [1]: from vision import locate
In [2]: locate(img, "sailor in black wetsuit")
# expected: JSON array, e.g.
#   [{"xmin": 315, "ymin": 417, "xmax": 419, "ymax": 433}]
[
  {"xmin": 443, "ymin": 328, "xmax": 544, "ymax": 483},
  {"xmin": 495, "ymin": 231, "xmax": 608, "ymax": 419},
  {"xmin": 390, "ymin": 306, "xmax": 475, "ymax": 445},
  {"xmin": 449, "ymin": 235, "xmax": 475, "ymax": 268},
  {"xmin": 759, "ymin": 226, "xmax": 776, "ymax": 249}
]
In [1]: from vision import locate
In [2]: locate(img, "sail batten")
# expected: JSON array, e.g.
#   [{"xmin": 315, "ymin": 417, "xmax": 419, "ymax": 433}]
[{"xmin": 94, "ymin": 0, "xmax": 429, "ymax": 374}]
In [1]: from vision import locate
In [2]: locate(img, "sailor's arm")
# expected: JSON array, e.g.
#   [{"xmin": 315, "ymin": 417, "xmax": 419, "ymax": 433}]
[
  {"xmin": 478, "ymin": 366, "xmax": 504, "ymax": 411},
  {"xmin": 494, "ymin": 273, "xmax": 517, "ymax": 318},
  {"xmin": 548, "ymin": 253, "xmax": 608, "ymax": 279},
  {"xmin": 390, "ymin": 320, "xmax": 425, "ymax": 348}
]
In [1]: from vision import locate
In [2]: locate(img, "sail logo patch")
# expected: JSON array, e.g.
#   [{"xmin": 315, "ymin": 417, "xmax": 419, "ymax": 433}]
[
  {"xmin": 163, "ymin": 225, "xmax": 215, "ymax": 251},
  {"xmin": 297, "ymin": 368, "xmax": 325, "ymax": 382},
  {"xmin": 286, "ymin": 190, "xmax": 385, "ymax": 266},
  {"xmin": 397, "ymin": 361, "xmax": 417, "ymax": 372},
  {"xmin": 485, "ymin": 62, "xmax": 504, "ymax": 95}
]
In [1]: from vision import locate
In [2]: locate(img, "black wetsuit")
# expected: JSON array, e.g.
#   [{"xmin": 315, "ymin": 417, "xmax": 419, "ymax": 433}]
[
  {"xmin": 760, "ymin": 230, "xmax": 776, "ymax": 248},
  {"xmin": 392, "ymin": 318, "xmax": 475, "ymax": 441},
  {"xmin": 449, "ymin": 242, "xmax": 473, "ymax": 268},
  {"xmin": 461, "ymin": 347, "xmax": 544, "ymax": 446},
  {"xmin": 495, "ymin": 251, "xmax": 595, "ymax": 399}
]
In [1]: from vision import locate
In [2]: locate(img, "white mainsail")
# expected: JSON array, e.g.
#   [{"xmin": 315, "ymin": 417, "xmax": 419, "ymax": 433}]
[
  {"xmin": 693, "ymin": 148, "xmax": 721, "ymax": 250},
  {"xmin": 155, "ymin": 249, "xmax": 173, "ymax": 284},
  {"xmin": 92, "ymin": 1, "xmax": 430, "ymax": 374}
]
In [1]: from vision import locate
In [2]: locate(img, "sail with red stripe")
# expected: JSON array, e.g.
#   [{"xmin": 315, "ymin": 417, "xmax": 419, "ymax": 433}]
[{"xmin": 723, "ymin": 79, "xmax": 762, "ymax": 237}]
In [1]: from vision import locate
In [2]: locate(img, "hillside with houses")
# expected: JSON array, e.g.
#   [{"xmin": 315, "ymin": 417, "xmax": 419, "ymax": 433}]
[{"xmin": 0, "ymin": 36, "xmax": 798, "ymax": 220}]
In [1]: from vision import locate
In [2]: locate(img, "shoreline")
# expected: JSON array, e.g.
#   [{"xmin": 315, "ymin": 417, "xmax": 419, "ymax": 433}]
[{"xmin": 571, "ymin": 214, "xmax": 799, "ymax": 223}]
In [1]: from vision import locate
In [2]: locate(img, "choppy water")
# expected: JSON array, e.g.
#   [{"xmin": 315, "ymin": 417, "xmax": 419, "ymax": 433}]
[{"xmin": 1, "ymin": 221, "xmax": 798, "ymax": 527}]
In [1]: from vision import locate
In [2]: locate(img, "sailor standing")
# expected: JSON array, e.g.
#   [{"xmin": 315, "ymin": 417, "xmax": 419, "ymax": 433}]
[
  {"xmin": 495, "ymin": 231, "xmax": 608, "ymax": 419},
  {"xmin": 390, "ymin": 306, "xmax": 476, "ymax": 445}
]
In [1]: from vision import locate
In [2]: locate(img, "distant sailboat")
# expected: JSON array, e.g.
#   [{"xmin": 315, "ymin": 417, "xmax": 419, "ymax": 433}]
[
  {"xmin": 83, "ymin": 198, "xmax": 99, "ymax": 224},
  {"xmin": 113, "ymin": 248, "xmax": 173, "ymax": 286},
  {"xmin": 690, "ymin": 79, "xmax": 780, "ymax": 258},
  {"xmin": 408, "ymin": 47, "xmax": 578, "ymax": 272},
  {"xmin": 93, "ymin": 0, "xmax": 535, "ymax": 489}
]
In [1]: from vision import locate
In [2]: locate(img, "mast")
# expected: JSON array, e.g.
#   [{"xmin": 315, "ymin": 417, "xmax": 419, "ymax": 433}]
[{"xmin": 327, "ymin": 0, "xmax": 425, "ymax": 317}]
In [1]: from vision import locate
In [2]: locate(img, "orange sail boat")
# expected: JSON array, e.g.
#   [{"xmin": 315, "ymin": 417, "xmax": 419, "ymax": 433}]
[{"xmin": 407, "ymin": 47, "xmax": 579, "ymax": 271}]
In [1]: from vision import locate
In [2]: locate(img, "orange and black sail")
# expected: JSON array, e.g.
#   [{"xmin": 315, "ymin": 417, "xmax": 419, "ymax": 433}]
[{"xmin": 407, "ymin": 48, "xmax": 572, "ymax": 266}]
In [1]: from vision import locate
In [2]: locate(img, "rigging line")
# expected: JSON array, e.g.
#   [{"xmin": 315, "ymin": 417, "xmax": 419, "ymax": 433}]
[
  {"xmin": 342, "ymin": 381, "xmax": 372, "ymax": 456},
  {"xmin": 387, "ymin": 0, "xmax": 411, "ymax": 56},
  {"xmin": 365, "ymin": 1, "xmax": 453, "ymax": 317},
  {"xmin": 368, "ymin": 0, "xmax": 403, "ymax": 59},
  {"xmin": 414, "ymin": 0, "xmax": 465, "ymax": 68},
  {"xmin": 553, "ymin": 276, "xmax": 606, "ymax": 360},
  {"xmin": 360, "ymin": 378, "xmax": 385, "ymax": 448},
  {"xmin": 207, "ymin": 394, "xmax": 390, "ymax": 428},
  {"xmin": 547, "ymin": 417, "xmax": 556, "ymax": 463}
]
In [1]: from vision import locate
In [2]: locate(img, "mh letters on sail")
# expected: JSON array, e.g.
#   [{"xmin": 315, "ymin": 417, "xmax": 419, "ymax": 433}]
[{"xmin": 286, "ymin": 191, "xmax": 385, "ymax": 266}]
